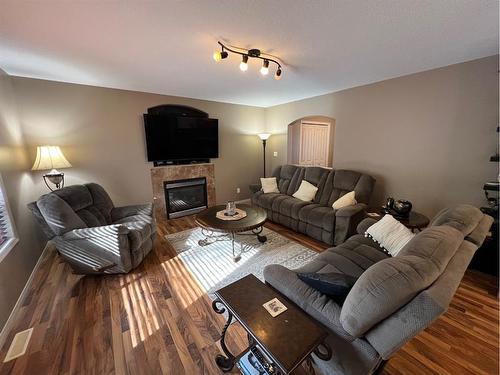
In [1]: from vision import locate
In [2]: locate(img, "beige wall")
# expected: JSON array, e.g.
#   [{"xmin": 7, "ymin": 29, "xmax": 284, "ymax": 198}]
[
  {"xmin": 0, "ymin": 76, "xmax": 265, "ymax": 332},
  {"xmin": 265, "ymin": 56, "xmax": 499, "ymax": 217},
  {"xmin": 11, "ymin": 77, "xmax": 266, "ymax": 207},
  {"xmin": 0, "ymin": 71, "xmax": 44, "ymax": 330}
]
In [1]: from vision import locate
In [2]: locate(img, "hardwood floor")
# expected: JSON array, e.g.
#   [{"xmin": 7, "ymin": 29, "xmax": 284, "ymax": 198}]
[{"xmin": 0, "ymin": 216, "xmax": 498, "ymax": 374}]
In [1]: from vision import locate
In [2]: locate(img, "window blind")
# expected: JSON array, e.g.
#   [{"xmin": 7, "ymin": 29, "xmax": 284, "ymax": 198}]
[{"xmin": 0, "ymin": 187, "xmax": 13, "ymax": 247}]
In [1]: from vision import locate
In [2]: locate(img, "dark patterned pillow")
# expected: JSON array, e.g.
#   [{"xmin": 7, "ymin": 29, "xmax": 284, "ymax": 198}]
[{"xmin": 298, "ymin": 272, "xmax": 358, "ymax": 301}]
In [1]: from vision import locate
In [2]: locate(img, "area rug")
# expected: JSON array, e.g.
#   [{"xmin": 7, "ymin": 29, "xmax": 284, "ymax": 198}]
[{"xmin": 165, "ymin": 227, "xmax": 317, "ymax": 297}]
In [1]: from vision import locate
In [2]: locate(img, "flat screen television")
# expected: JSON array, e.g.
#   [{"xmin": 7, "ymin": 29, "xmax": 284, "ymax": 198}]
[{"xmin": 144, "ymin": 114, "xmax": 219, "ymax": 162}]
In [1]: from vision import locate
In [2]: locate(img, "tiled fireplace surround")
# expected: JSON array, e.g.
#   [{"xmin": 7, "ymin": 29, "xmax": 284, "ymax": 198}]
[{"xmin": 150, "ymin": 163, "xmax": 216, "ymax": 218}]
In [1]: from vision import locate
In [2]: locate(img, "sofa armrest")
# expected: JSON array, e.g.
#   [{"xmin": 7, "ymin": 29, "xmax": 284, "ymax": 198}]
[
  {"xmin": 263, "ymin": 264, "xmax": 353, "ymax": 340},
  {"xmin": 62, "ymin": 224, "xmax": 129, "ymax": 241},
  {"xmin": 56, "ymin": 224, "xmax": 133, "ymax": 274},
  {"xmin": 335, "ymin": 203, "xmax": 367, "ymax": 217},
  {"xmin": 357, "ymin": 218, "xmax": 378, "ymax": 234},
  {"xmin": 249, "ymin": 183, "xmax": 262, "ymax": 194},
  {"xmin": 333, "ymin": 203, "xmax": 367, "ymax": 245},
  {"xmin": 111, "ymin": 203, "xmax": 154, "ymax": 221}
]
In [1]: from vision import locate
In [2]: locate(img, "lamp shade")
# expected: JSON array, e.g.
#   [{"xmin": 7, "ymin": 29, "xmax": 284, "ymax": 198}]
[
  {"xmin": 258, "ymin": 133, "xmax": 271, "ymax": 141},
  {"xmin": 31, "ymin": 146, "xmax": 72, "ymax": 171}
]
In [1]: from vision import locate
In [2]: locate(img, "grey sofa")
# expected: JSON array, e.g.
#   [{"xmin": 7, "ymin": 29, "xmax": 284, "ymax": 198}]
[
  {"xmin": 263, "ymin": 204, "xmax": 493, "ymax": 375},
  {"xmin": 28, "ymin": 183, "xmax": 156, "ymax": 274},
  {"xmin": 250, "ymin": 165, "xmax": 375, "ymax": 245}
]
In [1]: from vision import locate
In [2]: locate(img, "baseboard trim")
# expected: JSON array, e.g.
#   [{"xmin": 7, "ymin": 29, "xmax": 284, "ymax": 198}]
[{"xmin": 0, "ymin": 242, "xmax": 51, "ymax": 351}]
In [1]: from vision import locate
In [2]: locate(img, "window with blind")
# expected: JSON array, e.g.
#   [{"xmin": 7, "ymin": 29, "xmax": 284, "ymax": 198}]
[{"xmin": 0, "ymin": 175, "xmax": 18, "ymax": 260}]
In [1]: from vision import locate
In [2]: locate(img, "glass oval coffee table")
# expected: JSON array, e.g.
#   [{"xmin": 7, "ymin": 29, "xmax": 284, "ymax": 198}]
[{"xmin": 195, "ymin": 204, "xmax": 267, "ymax": 261}]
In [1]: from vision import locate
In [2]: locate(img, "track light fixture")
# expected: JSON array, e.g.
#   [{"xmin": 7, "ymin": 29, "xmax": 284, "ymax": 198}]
[
  {"xmin": 260, "ymin": 60, "xmax": 269, "ymax": 75},
  {"xmin": 239, "ymin": 55, "xmax": 249, "ymax": 71},
  {"xmin": 213, "ymin": 50, "xmax": 228, "ymax": 62},
  {"xmin": 275, "ymin": 67, "xmax": 282, "ymax": 80},
  {"xmin": 213, "ymin": 41, "xmax": 283, "ymax": 80}
]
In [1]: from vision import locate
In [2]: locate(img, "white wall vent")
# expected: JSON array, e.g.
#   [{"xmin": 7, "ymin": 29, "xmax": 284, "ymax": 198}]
[{"xmin": 3, "ymin": 328, "xmax": 33, "ymax": 362}]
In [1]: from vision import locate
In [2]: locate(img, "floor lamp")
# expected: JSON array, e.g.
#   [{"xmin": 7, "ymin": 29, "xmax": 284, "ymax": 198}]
[{"xmin": 258, "ymin": 133, "xmax": 271, "ymax": 177}]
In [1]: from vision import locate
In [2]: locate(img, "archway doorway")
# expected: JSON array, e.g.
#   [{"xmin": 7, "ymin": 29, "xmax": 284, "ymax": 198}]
[{"xmin": 287, "ymin": 116, "xmax": 336, "ymax": 167}]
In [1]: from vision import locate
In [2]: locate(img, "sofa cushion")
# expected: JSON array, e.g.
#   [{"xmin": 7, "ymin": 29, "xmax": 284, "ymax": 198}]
[
  {"xmin": 114, "ymin": 213, "xmax": 154, "ymax": 225},
  {"xmin": 52, "ymin": 183, "xmax": 114, "ymax": 227},
  {"xmin": 274, "ymin": 165, "xmax": 299, "ymax": 194},
  {"xmin": 264, "ymin": 264, "xmax": 351, "ymax": 340},
  {"xmin": 365, "ymin": 215, "xmax": 415, "ymax": 256},
  {"xmin": 85, "ymin": 183, "xmax": 114, "ymax": 223},
  {"xmin": 304, "ymin": 237, "xmax": 388, "ymax": 278},
  {"xmin": 305, "ymin": 206, "xmax": 336, "ymax": 231},
  {"xmin": 321, "ymin": 170, "xmax": 375, "ymax": 206},
  {"xmin": 298, "ymin": 272, "xmax": 358, "ymax": 301},
  {"xmin": 332, "ymin": 191, "xmax": 357, "ymax": 210},
  {"xmin": 37, "ymin": 193, "xmax": 87, "ymax": 236},
  {"xmin": 340, "ymin": 226, "xmax": 463, "ymax": 337},
  {"xmin": 255, "ymin": 192, "xmax": 283, "ymax": 209},
  {"xmin": 260, "ymin": 177, "xmax": 280, "ymax": 194},
  {"xmin": 298, "ymin": 203, "xmax": 322, "ymax": 221},
  {"xmin": 53, "ymin": 184, "xmax": 93, "ymax": 211},
  {"xmin": 76, "ymin": 207, "xmax": 109, "ymax": 227},
  {"xmin": 430, "ymin": 204, "xmax": 483, "ymax": 236},
  {"xmin": 273, "ymin": 196, "xmax": 313, "ymax": 219},
  {"xmin": 293, "ymin": 180, "xmax": 319, "ymax": 202}
]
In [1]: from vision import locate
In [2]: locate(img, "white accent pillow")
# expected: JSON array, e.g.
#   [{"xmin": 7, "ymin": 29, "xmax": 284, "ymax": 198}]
[
  {"xmin": 332, "ymin": 191, "xmax": 357, "ymax": 209},
  {"xmin": 292, "ymin": 180, "xmax": 318, "ymax": 202},
  {"xmin": 365, "ymin": 215, "xmax": 415, "ymax": 256},
  {"xmin": 260, "ymin": 177, "xmax": 280, "ymax": 194}
]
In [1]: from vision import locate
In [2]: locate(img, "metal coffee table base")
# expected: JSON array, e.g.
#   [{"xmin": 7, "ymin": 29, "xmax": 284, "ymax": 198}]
[{"xmin": 198, "ymin": 227, "xmax": 267, "ymax": 261}]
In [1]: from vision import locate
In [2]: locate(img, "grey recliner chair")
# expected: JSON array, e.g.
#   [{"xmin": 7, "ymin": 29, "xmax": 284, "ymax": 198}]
[
  {"xmin": 263, "ymin": 204, "xmax": 493, "ymax": 375},
  {"xmin": 28, "ymin": 183, "xmax": 156, "ymax": 274}
]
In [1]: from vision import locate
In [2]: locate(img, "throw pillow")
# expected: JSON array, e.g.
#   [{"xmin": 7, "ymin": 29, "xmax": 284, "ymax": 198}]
[
  {"xmin": 365, "ymin": 214, "xmax": 415, "ymax": 256},
  {"xmin": 260, "ymin": 177, "xmax": 279, "ymax": 194},
  {"xmin": 292, "ymin": 180, "xmax": 318, "ymax": 202},
  {"xmin": 298, "ymin": 272, "xmax": 358, "ymax": 301},
  {"xmin": 332, "ymin": 191, "xmax": 357, "ymax": 209}
]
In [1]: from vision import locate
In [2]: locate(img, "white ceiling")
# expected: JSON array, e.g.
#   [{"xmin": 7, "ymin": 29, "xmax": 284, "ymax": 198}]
[{"xmin": 0, "ymin": 1, "xmax": 498, "ymax": 107}]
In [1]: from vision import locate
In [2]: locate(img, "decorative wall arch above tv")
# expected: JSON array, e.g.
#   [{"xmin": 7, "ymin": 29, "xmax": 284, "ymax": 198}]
[{"xmin": 147, "ymin": 104, "xmax": 208, "ymax": 118}]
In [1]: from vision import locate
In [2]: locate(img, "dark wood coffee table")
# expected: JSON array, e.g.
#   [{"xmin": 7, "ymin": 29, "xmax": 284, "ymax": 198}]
[
  {"xmin": 212, "ymin": 274, "xmax": 331, "ymax": 374},
  {"xmin": 195, "ymin": 204, "xmax": 267, "ymax": 261}
]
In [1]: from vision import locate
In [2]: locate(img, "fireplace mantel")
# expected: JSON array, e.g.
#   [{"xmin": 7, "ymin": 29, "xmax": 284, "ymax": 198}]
[{"xmin": 151, "ymin": 163, "xmax": 216, "ymax": 218}]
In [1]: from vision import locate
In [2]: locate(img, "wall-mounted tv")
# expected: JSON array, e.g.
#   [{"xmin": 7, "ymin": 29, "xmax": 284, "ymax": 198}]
[{"xmin": 144, "ymin": 114, "xmax": 219, "ymax": 162}]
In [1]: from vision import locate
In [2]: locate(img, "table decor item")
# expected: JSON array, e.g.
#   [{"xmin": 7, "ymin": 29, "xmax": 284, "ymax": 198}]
[
  {"xmin": 262, "ymin": 298, "xmax": 288, "ymax": 317},
  {"xmin": 226, "ymin": 200, "xmax": 236, "ymax": 216},
  {"xmin": 216, "ymin": 208, "xmax": 247, "ymax": 221}
]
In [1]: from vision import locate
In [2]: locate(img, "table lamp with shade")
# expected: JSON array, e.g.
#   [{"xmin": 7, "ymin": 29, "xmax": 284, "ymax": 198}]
[
  {"xmin": 257, "ymin": 133, "xmax": 271, "ymax": 177},
  {"xmin": 31, "ymin": 146, "xmax": 72, "ymax": 191}
]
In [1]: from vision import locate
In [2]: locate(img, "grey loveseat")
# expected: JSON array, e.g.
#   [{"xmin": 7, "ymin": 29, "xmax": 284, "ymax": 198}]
[
  {"xmin": 28, "ymin": 183, "xmax": 156, "ymax": 274},
  {"xmin": 263, "ymin": 204, "xmax": 493, "ymax": 375},
  {"xmin": 250, "ymin": 165, "xmax": 375, "ymax": 245}
]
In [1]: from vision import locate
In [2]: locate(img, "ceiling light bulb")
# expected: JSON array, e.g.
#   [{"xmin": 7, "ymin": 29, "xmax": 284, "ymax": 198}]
[
  {"xmin": 240, "ymin": 55, "xmax": 249, "ymax": 71},
  {"xmin": 213, "ymin": 50, "xmax": 228, "ymax": 62},
  {"xmin": 213, "ymin": 51, "xmax": 222, "ymax": 62},
  {"xmin": 260, "ymin": 60, "xmax": 269, "ymax": 75},
  {"xmin": 275, "ymin": 67, "xmax": 282, "ymax": 80}
]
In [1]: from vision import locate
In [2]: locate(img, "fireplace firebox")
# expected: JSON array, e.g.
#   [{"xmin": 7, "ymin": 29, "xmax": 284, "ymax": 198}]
[{"xmin": 164, "ymin": 177, "xmax": 207, "ymax": 219}]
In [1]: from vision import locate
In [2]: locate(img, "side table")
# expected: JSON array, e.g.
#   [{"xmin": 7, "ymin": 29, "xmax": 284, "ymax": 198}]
[{"xmin": 367, "ymin": 209, "xmax": 430, "ymax": 232}]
